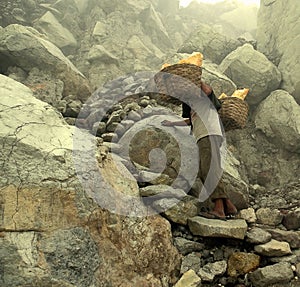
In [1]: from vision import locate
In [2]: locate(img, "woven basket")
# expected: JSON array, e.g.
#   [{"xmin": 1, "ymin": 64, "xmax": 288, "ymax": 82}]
[
  {"xmin": 218, "ymin": 97, "xmax": 249, "ymax": 131},
  {"xmin": 154, "ymin": 63, "xmax": 202, "ymax": 97}
]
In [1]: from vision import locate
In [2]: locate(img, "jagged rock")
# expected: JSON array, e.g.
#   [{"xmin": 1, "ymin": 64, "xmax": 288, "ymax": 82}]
[
  {"xmin": 64, "ymin": 99, "xmax": 82, "ymax": 117},
  {"xmin": 255, "ymin": 90, "xmax": 300, "ymax": 153},
  {"xmin": 33, "ymin": 11, "xmax": 77, "ymax": 55},
  {"xmin": 201, "ymin": 61, "xmax": 237, "ymax": 98},
  {"xmin": 139, "ymin": 4, "xmax": 172, "ymax": 49},
  {"xmin": 22, "ymin": 67, "xmax": 65, "ymax": 111},
  {"xmin": 180, "ymin": 252, "xmax": 201, "ymax": 274},
  {"xmin": 254, "ymin": 239, "xmax": 292, "ymax": 257},
  {"xmin": 0, "ymin": 74, "xmax": 83, "ymax": 188},
  {"xmin": 0, "ymin": 74, "xmax": 181, "ymax": 286},
  {"xmin": 188, "ymin": 217, "xmax": 248, "ymax": 240},
  {"xmin": 87, "ymin": 44, "xmax": 119, "ymax": 65},
  {"xmin": 198, "ymin": 260, "xmax": 227, "ymax": 282},
  {"xmin": 219, "ymin": 44, "xmax": 281, "ymax": 106},
  {"xmin": 246, "ymin": 228, "xmax": 272, "ymax": 244},
  {"xmin": 173, "ymin": 237, "xmax": 205, "ymax": 255},
  {"xmin": 140, "ymin": 185, "xmax": 187, "ymax": 198},
  {"xmin": 239, "ymin": 207, "xmax": 257, "ymax": 223},
  {"xmin": 267, "ymin": 229, "xmax": 300, "ymax": 249},
  {"xmin": 0, "ymin": 24, "xmax": 91, "ymax": 101},
  {"xmin": 257, "ymin": 0, "xmax": 300, "ymax": 102},
  {"xmin": 248, "ymin": 262, "xmax": 294, "ymax": 287},
  {"xmin": 178, "ymin": 23, "xmax": 241, "ymax": 64},
  {"xmin": 255, "ymin": 207, "xmax": 284, "ymax": 226},
  {"xmin": 283, "ymin": 208, "xmax": 300, "ymax": 230},
  {"xmin": 153, "ymin": 196, "xmax": 200, "ymax": 225},
  {"xmin": 227, "ymin": 252, "xmax": 260, "ymax": 277},
  {"xmin": 174, "ymin": 269, "xmax": 202, "ymax": 287},
  {"xmin": 137, "ymin": 169, "xmax": 172, "ymax": 185},
  {"xmin": 269, "ymin": 254, "xmax": 299, "ymax": 264},
  {"xmin": 221, "ymin": 149, "xmax": 249, "ymax": 210}
]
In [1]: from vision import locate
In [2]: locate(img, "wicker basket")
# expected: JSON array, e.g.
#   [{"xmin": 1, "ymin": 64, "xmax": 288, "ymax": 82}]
[
  {"xmin": 218, "ymin": 97, "xmax": 249, "ymax": 131},
  {"xmin": 154, "ymin": 63, "xmax": 202, "ymax": 97}
]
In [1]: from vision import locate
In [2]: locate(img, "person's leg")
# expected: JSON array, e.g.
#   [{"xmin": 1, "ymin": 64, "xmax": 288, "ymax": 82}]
[{"xmin": 197, "ymin": 136, "xmax": 227, "ymax": 218}]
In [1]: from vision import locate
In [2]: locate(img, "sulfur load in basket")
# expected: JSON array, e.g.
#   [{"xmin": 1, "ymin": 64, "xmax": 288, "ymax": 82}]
[
  {"xmin": 154, "ymin": 63, "xmax": 203, "ymax": 101},
  {"xmin": 218, "ymin": 96, "xmax": 249, "ymax": 131}
]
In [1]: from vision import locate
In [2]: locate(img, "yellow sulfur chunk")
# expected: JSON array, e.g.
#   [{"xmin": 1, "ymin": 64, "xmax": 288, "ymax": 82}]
[
  {"xmin": 231, "ymin": 88, "xmax": 249, "ymax": 100},
  {"xmin": 178, "ymin": 52, "xmax": 203, "ymax": 67},
  {"xmin": 218, "ymin": 93, "xmax": 228, "ymax": 100}
]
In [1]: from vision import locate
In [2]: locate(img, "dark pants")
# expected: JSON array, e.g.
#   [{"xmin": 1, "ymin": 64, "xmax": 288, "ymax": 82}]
[{"xmin": 197, "ymin": 135, "xmax": 227, "ymax": 202}]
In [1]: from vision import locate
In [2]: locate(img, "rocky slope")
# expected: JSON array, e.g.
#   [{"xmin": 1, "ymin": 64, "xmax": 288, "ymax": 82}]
[{"xmin": 0, "ymin": 0, "xmax": 299, "ymax": 286}]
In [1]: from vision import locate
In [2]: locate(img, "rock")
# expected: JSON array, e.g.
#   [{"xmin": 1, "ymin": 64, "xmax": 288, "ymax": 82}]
[
  {"xmin": 87, "ymin": 44, "xmax": 119, "ymax": 65},
  {"xmin": 0, "ymin": 74, "xmax": 181, "ymax": 286},
  {"xmin": 201, "ymin": 61, "xmax": 237, "ymax": 98},
  {"xmin": 198, "ymin": 260, "xmax": 227, "ymax": 282},
  {"xmin": 173, "ymin": 237, "xmax": 205, "ymax": 255},
  {"xmin": 227, "ymin": 252, "xmax": 260, "ymax": 277},
  {"xmin": 139, "ymin": 185, "xmax": 187, "ymax": 198},
  {"xmin": 256, "ymin": 207, "xmax": 284, "ymax": 226},
  {"xmin": 239, "ymin": 207, "xmax": 257, "ymax": 223},
  {"xmin": 127, "ymin": 110, "xmax": 142, "ymax": 121},
  {"xmin": 267, "ymin": 229, "xmax": 300, "ymax": 249},
  {"xmin": 178, "ymin": 23, "xmax": 241, "ymax": 64},
  {"xmin": 180, "ymin": 252, "xmax": 201, "ymax": 274},
  {"xmin": 254, "ymin": 239, "xmax": 292, "ymax": 257},
  {"xmin": 23, "ymin": 67, "xmax": 65, "ymax": 110},
  {"xmin": 269, "ymin": 254, "xmax": 299, "ymax": 264},
  {"xmin": 283, "ymin": 209, "xmax": 300, "ymax": 230},
  {"xmin": 248, "ymin": 262, "xmax": 294, "ymax": 287},
  {"xmin": 0, "ymin": 24, "xmax": 91, "ymax": 101},
  {"xmin": 0, "ymin": 74, "xmax": 83, "ymax": 188},
  {"xmin": 246, "ymin": 228, "xmax": 272, "ymax": 244},
  {"xmin": 139, "ymin": 4, "xmax": 172, "ymax": 49},
  {"xmin": 188, "ymin": 217, "xmax": 248, "ymax": 240},
  {"xmin": 219, "ymin": 44, "xmax": 281, "ymax": 106},
  {"xmin": 137, "ymin": 169, "xmax": 172, "ymax": 185},
  {"xmin": 255, "ymin": 90, "xmax": 300, "ymax": 153},
  {"xmin": 174, "ymin": 269, "xmax": 202, "ymax": 287},
  {"xmin": 40, "ymin": 227, "xmax": 100, "ymax": 286},
  {"xmin": 33, "ymin": 11, "xmax": 77, "ymax": 55},
  {"xmin": 153, "ymin": 196, "xmax": 200, "ymax": 225},
  {"xmin": 257, "ymin": 0, "xmax": 300, "ymax": 102},
  {"xmin": 221, "ymin": 149, "xmax": 249, "ymax": 210},
  {"xmin": 64, "ymin": 99, "xmax": 82, "ymax": 117}
]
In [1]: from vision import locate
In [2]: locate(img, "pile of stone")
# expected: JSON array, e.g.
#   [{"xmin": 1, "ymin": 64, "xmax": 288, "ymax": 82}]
[{"xmin": 76, "ymin": 75, "xmax": 300, "ymax": 286}]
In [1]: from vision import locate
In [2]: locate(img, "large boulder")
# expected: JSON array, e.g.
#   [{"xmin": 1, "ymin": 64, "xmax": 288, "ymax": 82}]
[
  {"xmin": 0, "ymin": 74, "xmax": 180, "ymax": 286},
  {"xmin": 219, "ymin": 44, "xmax": 281, "ymax": 106},
  {"xmin": 254, "ymin": 90, "xmax": 300, "ymax": 153},
  {"xmin": 178, "ymin": 23, "xmax": 241, "ymax": 65},
  {"xmin": 33, "ymin": 11, "xmax": 78, "ymax": 55},
  {"xmin": 256, "ymin": 0, "xmax": 300, "ymax": 102},
  {"xmin": 0, "ymin": 24, "xmax": 91, "ymax": 102}
]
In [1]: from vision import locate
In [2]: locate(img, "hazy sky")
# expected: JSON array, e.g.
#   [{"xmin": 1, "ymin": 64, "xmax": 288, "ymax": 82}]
[{"xmin": 180, "ymin": 0, "xmax": 260, "ymax": 7}]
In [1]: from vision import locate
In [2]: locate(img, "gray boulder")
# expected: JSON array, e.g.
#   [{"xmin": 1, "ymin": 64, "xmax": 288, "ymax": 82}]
[
  {"xmin": 0, "ymin": 24, "xmax": 91, "ymax": 102},
  {"xmin": 257, "ymin": 0, "xmax": 300, "ymax": 102},
  {"xmin": 0, "ymin": 74, "xmax": 181, "ymax": 287},
  {"xmin": 33, "ymin": 11, "xmax": 78, "ymax": 55},
  {"xmin": 255, "ymin": 90, "xmax": 300, "ymax": 153},
  {"xmin": 219, "ymin": 44, "xmax": 281, "ymax": 106},
  {"xmin": 178, "ymin": 23, "xmax": 241, "ymax": 64},
  {"xmin": 248, "ymin": 262, "xmax": 294, "ymax": 287}
]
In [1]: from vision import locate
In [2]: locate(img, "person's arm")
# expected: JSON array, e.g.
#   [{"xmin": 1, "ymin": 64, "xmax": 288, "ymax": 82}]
[
  {"xmin": 161, "ymin": 118, "xmax": 191, "ymax": 126},
  {"xmin": 201, "ymin": 81, "xmax": 213, "ymax": 96}
]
